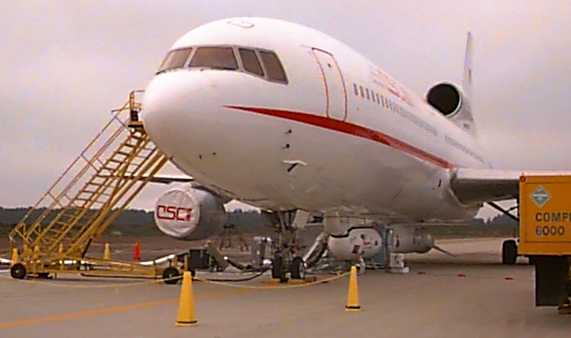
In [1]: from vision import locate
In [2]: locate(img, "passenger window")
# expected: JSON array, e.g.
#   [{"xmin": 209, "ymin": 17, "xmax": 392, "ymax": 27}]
[
  {"xmin": 157, "ymin": 48, "xmax": 192, "ymax": 73},
  {"xmin": 239, "ymin": 48, "xmax": 264, "ymax": 76},
  {"xmin": 359, "ymin": 86, "xmax": 364, "ymax": 98},
  {"xmin": 353, "ymin": 83, "xmax": 359, "ymax": 96},
  {"xmin": 366, "ymin": 88, "xmax": 370, "ymax": 100},
  {"xmin": 259, "ymin": 51, "xmax": 287, "ymax": 83},
  {"xmin": 190, "ymin": 47, "xmax": 238, "ymax": 70}
]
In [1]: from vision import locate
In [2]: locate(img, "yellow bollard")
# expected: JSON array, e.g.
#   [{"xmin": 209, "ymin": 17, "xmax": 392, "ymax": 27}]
[
  {"xmin": 33, "ymin": 245, "xmax": 40, "ymax": 260},
  {"xmin": 345, "ymin": 265, "xmax": 361, "ymax": 311},
  {"xmin": 103, "ymin": 243, "xmax": 112, "ymax": 260},
  {"xmin": 176, "ymin": 271, "xmax": 198, "ymax": 327},
  {"xmin": 58, "ymin": 243, "xmax": 65, "ymax": 272},
  {"xmin": 10, "ymin": 248, "xmax": 19, "ymax": 265}
]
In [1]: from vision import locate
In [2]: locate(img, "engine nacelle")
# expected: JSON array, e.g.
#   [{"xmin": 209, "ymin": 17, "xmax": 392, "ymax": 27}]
[
  {"xmin": 327, "ymin": 227, "xmax": 382, "ymax": 261},
  {"xmin": 154, "ymin": 185, "xmax": 227, "ymax": 240},
  {"xmin": 426, "ymin": 82, "xmax": 463, "ymax": 117},
  {"xmin": 391, "ymin": 227, "xmax": 434, "ymax": 254}
]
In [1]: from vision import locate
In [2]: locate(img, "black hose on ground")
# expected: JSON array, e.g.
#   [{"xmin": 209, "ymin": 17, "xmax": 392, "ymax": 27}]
[
  {"xmin": 202, "ymin": 268, "xmax": 269, "ymax": 282},
  {"xmin": 224, "ymin": 257, "xmax": 251, "ymax": 271}
]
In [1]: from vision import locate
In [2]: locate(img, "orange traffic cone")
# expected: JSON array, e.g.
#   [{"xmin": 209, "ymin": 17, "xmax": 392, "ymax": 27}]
[
  {"xmin": 345, "ymin": 265, "xmax": 361, "ymax": 311},
  {"xmin": 103, "ymin": 243, "xmax": 112, "ymax": 260},
  {"xmin": 176, "ymin": 271, "xmax": 198, "ymax": 327},
  {"xmin": 133, "ymin": 241, "xmax": 141, "ymax": 261},
  {"xmin": 10, "ymin": 248, "xmax": 18, "ymax": 266}
]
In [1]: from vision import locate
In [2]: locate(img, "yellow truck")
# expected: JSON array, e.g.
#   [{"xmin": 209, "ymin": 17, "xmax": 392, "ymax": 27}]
[{"xmin": 519, "ymin": 175, "xmax": 571, "ymax": 308}]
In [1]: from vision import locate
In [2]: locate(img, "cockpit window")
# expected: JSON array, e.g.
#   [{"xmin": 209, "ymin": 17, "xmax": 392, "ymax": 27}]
[
  {"xmin": 239, "ymin": 48, "xmax": 264, "ymax": 77},
  {"xmin": 157, "ymin": 48, "xmax": 192, "ymax": 73},
  {"xmin": 259, "ymin": 51, "xmax": 287, "ymax": 83},
  {"xmin": 189, "ymin": 47, "xmax": 238, "ymax": 70},
  {"xmin": 156, "ymin": 45, "xmax": 288, "ymax": 85}
]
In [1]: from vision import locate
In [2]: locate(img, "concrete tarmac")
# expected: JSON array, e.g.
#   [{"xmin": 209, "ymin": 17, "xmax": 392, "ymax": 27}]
[{"xmin": 1, "ymin": 238, "xmax": 570, "ymax": 338}]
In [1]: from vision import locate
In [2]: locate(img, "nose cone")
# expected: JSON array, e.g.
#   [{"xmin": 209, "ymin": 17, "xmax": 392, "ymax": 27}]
[
  {"xmin": 142, "ymin": 71, "xmax": 248, "ymax": 175},
  {"xmin": 141, "ymin": 71, "xmax": 289, "ymax": 207},
  {"xmin": 142, "ymin": 73, "xmax": 194, "ymax": 158}
]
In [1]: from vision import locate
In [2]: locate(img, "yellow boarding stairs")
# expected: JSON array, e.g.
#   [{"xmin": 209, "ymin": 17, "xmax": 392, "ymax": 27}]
[{"xmin": 8, "ymin": 90, "xmax": 172, "ymax": 280}]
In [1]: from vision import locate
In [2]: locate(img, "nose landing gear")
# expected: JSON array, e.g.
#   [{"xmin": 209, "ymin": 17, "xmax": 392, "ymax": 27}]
[{"xmin": 269, "ymin": 210, "xmax": 306, "ymax": 282}]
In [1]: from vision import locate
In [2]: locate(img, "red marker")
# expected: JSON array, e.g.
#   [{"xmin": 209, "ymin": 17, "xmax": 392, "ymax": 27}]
[{"xmin": 133, "ymin": 241, "xmax": 141, "ymax": 262}]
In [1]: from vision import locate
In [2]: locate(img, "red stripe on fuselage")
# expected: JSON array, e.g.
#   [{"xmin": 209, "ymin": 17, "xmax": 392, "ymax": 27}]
[{"xmin": 224, "ymin": 105, "xmax": 454, "ymax": 169}]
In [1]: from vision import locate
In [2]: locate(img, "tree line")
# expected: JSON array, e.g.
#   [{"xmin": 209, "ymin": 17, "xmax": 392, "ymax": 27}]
[{"xmin": 0, "ymin": 207, "xmax": 516, "ymax": 237}]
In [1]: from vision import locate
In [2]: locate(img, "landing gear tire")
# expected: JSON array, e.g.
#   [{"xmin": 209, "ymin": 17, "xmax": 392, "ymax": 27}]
[
  {"xmin": 10, "ymin": 263, "xmax": 26, "ymax": 279},
  {"xmin": 162, "ymin": 267, "xmax": 181, "ymax": 284},
  {"xmin": 272, "ymin": 256, "xmax": 288, "ymax": 282},
  {"xmin": 502, "ymin": 239, "xmax": 518, "ymax": 265},
  {"xmin": 290, "ymin": 256, "xmax": 305, "ymax": 280},
  {"xmin": 270, "ymin": 210, "xmax": 301, "ymax": 283},
  {"xmin": 271, "ymin": 256, "xmax": 282, "ymax": 279}
]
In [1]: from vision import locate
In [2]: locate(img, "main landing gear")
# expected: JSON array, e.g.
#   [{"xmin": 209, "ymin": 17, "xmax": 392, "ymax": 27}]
[
  {"xmin": 487, "ymin": 202, "xmax": 520, "ymax": 265},
  {"xmin": 502, "ymin": 239, "xmax": 518, "ymax": 265},
  {"xmin": 270, "ymin": 210, "xmax": 305, "ymax": 282}
]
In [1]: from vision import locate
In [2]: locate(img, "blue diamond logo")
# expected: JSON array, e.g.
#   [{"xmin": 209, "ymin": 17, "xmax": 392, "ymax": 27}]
[{"xmin": 531, "ymin": 186, "xmax": 550, "ymax": 208}]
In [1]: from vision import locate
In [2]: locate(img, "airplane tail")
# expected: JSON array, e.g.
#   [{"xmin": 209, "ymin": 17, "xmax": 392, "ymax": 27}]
[{"xmin": 450, "ymin": 32, "xmax": 477, "ymax": 136}]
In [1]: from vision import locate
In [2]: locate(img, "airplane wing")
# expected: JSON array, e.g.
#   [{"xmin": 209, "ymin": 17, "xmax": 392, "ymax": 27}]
[
  {"xmin": 117, "ymin": 175, "xmax": 194, "ymax": 184},
  {"xmin": 450, "ymin": 168, "xmax": 571, "ymax": 205},
  {"xmin": 144, "ymin": 176, "xmax": 194, "ymax": 184}
]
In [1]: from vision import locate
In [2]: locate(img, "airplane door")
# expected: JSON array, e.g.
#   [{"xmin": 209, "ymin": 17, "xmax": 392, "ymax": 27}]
[{"xmin": 312, "ymin": 49, "xmax": 347, "ymax": 120}]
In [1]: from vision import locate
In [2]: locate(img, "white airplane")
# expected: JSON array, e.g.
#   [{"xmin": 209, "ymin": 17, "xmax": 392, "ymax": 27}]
[{"xmin": 140, "ymin": 17, "xmax": 555, "ymax": 279}]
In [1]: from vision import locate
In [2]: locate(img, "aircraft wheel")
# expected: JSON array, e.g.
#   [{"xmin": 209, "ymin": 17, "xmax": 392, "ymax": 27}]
[
  {"xmin": 502, "ymin": 239, "xmax": 518, "ymax": 265},
  {"xmin": 271, "ymin": 256, "xmax": 282, "ymax": 279},
  {"xmin": 162, "ymin": 267, "xmax": 181, "ymax": 284},
  {"xmin": 290, "ymin": 256, "xmax": 305, "ymax": 280},
  {"xmin": 10, "ymin": 263, "xmax": 26, "ymax": 279},
  {"xmin": 272, "ymin": 256, "xmax": 288, "ymax": 283}
]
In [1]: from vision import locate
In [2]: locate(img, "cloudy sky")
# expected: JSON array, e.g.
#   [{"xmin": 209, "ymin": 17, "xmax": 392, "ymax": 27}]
[{"xmin": 1, "ymin": 1, "xmax": 570, "ymax": 217}]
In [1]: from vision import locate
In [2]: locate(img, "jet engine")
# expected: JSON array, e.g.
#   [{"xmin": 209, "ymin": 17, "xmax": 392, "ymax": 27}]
[
  {"xmin": 391, "ymin": 227, "xmax": 434, "ymax": 254},
  {"xmin": 154, "ymin": 184, "xmax": 227, "ymax": 240},
  {"xmin": 327, "ymin": 227, "xmax": 382, "ymax": 260},
  {"xmin": 426, "ymin": 82, "xmax": 464, "ymax": 117}
]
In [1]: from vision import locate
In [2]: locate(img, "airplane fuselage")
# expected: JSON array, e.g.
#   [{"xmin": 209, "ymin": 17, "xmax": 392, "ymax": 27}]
[{"xmin": 143, "ymin": 18, "xmax": 490, "ymax": 223}]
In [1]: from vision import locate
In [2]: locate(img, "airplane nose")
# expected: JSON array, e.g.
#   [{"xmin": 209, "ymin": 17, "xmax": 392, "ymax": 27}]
[
  {"xmin": 141, "ymin": 71, "xmax": 235, "ymax": 164},
  {"xmin": 142, "ymin": 71, "xmax": 221, "ymax": 161},
  {"xmin": 142, "ymin": 74, "xmax": 188, "ymax": 157},
  {"xmin": 140, "ymin": 71, "xmax": 294, "ymax": 205}
]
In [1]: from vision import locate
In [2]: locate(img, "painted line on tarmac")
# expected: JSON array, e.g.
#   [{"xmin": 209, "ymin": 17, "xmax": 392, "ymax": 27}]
[
  {"xmin": 0, "ymin": 281, "xmax": 253, "ymax": 330},
  {"xmin": 0, "ymin": 298, "xmax": 176, "ymax": 330}
]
